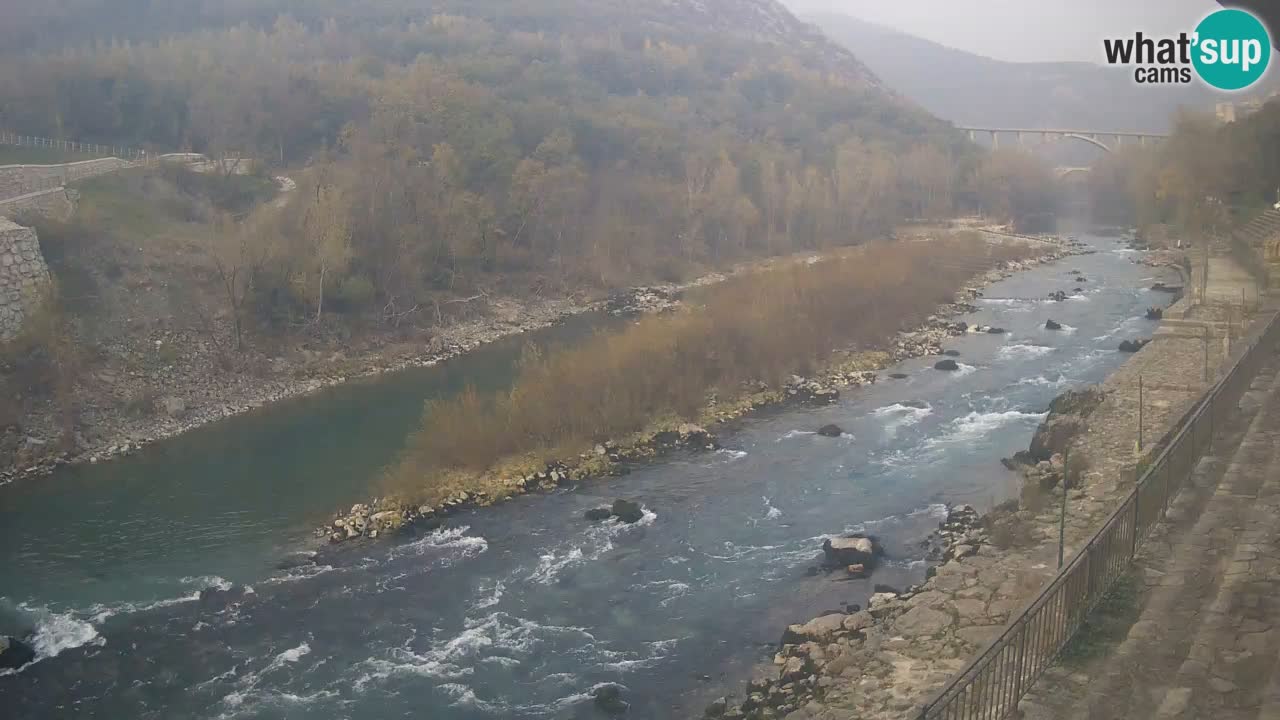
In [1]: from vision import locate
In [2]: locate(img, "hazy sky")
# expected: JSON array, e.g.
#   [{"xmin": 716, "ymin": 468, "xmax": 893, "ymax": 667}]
[{"xmin": 781, "ymin": 0, "xmax": 1223, "ymax": 63}]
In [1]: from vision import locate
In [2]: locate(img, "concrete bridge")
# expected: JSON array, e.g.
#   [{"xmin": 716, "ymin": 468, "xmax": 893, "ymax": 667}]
[{"xmin": 958, "ymin": 126, "xmax": 1170, "ymax": 153}]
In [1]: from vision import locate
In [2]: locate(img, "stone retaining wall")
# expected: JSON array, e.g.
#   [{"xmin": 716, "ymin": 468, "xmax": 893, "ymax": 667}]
[
  {"xmin": 0, "ymin": 218, "xmax": 50, "ymax": 341},
  {"xmin": 0, "ymin": 157, "xmax": 132, "ymax": 200},
  {"xmin": 0, "ymin": 187, "xmax": 74, "ymax": 221}
]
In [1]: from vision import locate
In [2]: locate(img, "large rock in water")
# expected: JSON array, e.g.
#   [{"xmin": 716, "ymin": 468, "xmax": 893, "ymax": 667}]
[
  {"xmin": 1045, "ymin": 319, "xmax": 1062, "ymax": 331},
  {"xmin": 933, "ymin": 359, "xmax": 960, "ymax": 371},
  {"xmin": 816, "ymin": 424, "xmax": 843, "ymax": 437},
  {"xmin": 0, "ymin": 636, "xmax": 35, "ymax": 670},
  {"xmin": 610, "ymin": 499, "xmax": 645, "ymax": 524},
  {"xmin": 592, "ymin": 683, "xmax": 629, "ymax": 715},
  {"xmin": 1025, "ymin": 388, "xmax": 1107, "ymax": 462},
  {"xmin": 822, "ymin": 535, "xmax": 880, "ymax": 567}
]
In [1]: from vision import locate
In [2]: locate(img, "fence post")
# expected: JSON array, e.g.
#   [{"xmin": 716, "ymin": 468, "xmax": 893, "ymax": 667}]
[
  {"xmin": 1132, "ymin": 492, "xmax": 1140, "ymax": 557},
  {"xmin": 1138, "ymin": 375, "xmax": 1144, "ymax": 452},
  {"xmin": 1059, "ymin": 451, "xmax": 1069, "ymax": 569}
]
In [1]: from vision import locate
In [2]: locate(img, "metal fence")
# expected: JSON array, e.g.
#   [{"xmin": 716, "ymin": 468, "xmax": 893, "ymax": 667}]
[
  {"xmin": 916, "ymin": 307, "xmax": 1280, "ymax": 720},
  {"xmin": 0, "ymin": 131, "xmax": 146, "ymax": 161}
]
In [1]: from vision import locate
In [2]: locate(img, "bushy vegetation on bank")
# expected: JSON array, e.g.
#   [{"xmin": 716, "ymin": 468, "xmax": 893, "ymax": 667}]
[
  {"xmin": 387, "ymin": 234, "xmax": 1038, "ymax": 498},
  {"xmin": 1087, "ymin": 102, "xmax": 1280, "ymax": 233}
]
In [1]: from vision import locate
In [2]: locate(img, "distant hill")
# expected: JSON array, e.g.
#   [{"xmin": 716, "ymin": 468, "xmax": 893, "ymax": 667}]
[{"xmin": 802, "ymin": 11, "xmax": 1238, "ymax": 133}]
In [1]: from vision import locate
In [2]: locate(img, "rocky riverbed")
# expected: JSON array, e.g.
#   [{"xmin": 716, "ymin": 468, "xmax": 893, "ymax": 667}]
[
  {"xmin": 695, "ymin": 247, "xmax": 1246, "ymax": 720},
  {"xmin": 320, "ymin": 243, "xmax": 1082, "ymax": 545}
]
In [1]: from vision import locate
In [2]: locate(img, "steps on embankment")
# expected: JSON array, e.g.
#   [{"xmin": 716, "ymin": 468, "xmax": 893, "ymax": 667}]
[{"xmin": 1017, "ymin": 352, "xmax": 1280, "ymax": 720}]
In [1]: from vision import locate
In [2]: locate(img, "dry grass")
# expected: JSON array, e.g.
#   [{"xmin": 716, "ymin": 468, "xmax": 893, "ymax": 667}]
[{"xmin": 387, "ymin": 234, "xmax": 1039, "ymax": 499}]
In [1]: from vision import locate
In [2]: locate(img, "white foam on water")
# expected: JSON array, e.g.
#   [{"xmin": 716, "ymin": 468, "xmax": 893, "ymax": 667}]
[
  {"xmin": 928, "ymin": 409, "xmax": 1047, "ymax": 446},
  {"xmin": 213, "ymin": 642, "xmax": 333, "ymax": 720},
  {"xmin": 777, "ymin": 429, "xmax": 816, "ymax": 441},
  {"xmin": 849, "ymin": 502, "xmax": 948, "ymax": 535},
  {"xmin": 873, "ymin": 403, "xmax": 933, "ymax": 434},
  {"xmin": 658, "ymin": 582, "xmax": 692, "ymax": 607},
  {"xmin": 354, "ymin": 612, "xmax": 596, "ymax": 693},
  {"xmin": 84, "ymin": 590, "xmax": 204, "ymax": 624},
  {"xmin": 997, "ymin": 344, "xmax": 1053, "ymax": 361},
  {"xmin": 762, "ymin": 496, "xmax": 783, "ymax": 520},
  {"xmin": 274, "ymin": 642, "xmax": 311, "ymax": 665},
  {"xmin": 712, "ymin": 448, "xmax": 748, "ymax": 463},
  {"xmin": 261, "ymin": 562, "xmax": 337, "ymax": 586},
  {"xmin": 389, "ymin": 525, "xmax": 489, "ymax": 562},
  {"xmin": 1017, "ymin": 374, "xmax": 1069, "ymax": 389},
  {"xmin": 1068, "ymin": 294, "xmax": 1090, "ymax": 301},
  {"xmin": 4, "ymin": 604, "xmax": 104, "ymax": 671},
  {"xmin": 473, "ymin": 580, "xmax": 505, "ymax": 610},
  {"xmin": 439, "ymin": 682, "xmax": 510, "ymax": 713},
  {"xmin": 180, "ymin": 575, "xmax": 234, "ymax": 591},
  {"xmin": 526, "ymin": 509, "xmax": 655, "ymax": 585},
  {"xmin": 1059, "ymin": 324, "xmax": 1077, "ymax": 334},
  {"xmin": 952, "ymin": 363, "xmax": 978, "ymax": 377}
]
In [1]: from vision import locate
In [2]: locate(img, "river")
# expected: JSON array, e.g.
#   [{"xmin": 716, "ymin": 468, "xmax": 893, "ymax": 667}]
[{"xmin": 0, "ymin": 232, "xmax": 1171, "ymax": 718}]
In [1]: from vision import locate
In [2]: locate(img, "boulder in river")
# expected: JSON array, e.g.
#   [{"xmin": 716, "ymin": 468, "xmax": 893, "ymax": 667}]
[
  {"xmin": 1119, "ymin": 339, "xmax": 1149, "ymax": 353},
  {"xmin": 610, "ymin": 499, "xmax": 645, "ymax": 524},
  {"xmin": 1049, "ymin": 290, "xmax": 1068, "ymax": 302},
  {"xmin": 942, "ymin": 349, "xmax": 961, "ymax": 357},
  {"xmin": 1146, "ymin": 306, "xmax": 1164, "ymax": 320},
  {"xmin": 592, "ymin": 683, "xmax": 630, "ymax": 715},
  {"xmin": 888, "ymin": 373, "xmax": 909, "ymax": 380},
  {"xmin": 987, "ymin": 327, "xmax": 1007, "ymax": 335},
  {"xmin": 1044, "ymin": 319, "xmax": 1062, "ymax": 331},
  {"xmin": 0, "ymin": 636, "xmax": 35, "ymax": 670},
  {"xmin": 1025, "ymin": 388, "xmax": 1107, "ymax": 462},
  {"xmin": 275, "ymin": 552, "xmax": 318, "ymax": 571},
  {"xmin": 822, "ymin": 534, "xmax": 881, "ymax": 567},
  {"xmin": 816, "ymin": 424, "xmax": 843, "ymax": 438},
  {"xmin": 1151, "ymin": 282, "xmax": 1182, "ymax": 294},
  {"xmin": 198, "ymin": 584, "xmax": 249, "ymax": 610},
  {"xmin": 933, "ymin": 359, "xmax": 959, "ymax": 371},
  {"xmin": 584, "ymin": 507, "xmax": 613, "ymax": 522}
]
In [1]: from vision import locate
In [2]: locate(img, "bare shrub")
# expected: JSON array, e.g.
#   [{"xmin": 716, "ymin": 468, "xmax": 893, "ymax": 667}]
[{"xmin": 387, "ymin": 236, "xmax": 1039, "ymax": 500}]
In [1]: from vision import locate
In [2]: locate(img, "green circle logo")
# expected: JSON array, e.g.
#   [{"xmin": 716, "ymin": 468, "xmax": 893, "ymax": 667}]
[{"xmin": 1193, "ymin": 9, "xmax": 1272, "ymax": 91}]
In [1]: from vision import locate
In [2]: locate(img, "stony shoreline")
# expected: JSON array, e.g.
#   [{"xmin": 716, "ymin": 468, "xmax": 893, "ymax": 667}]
[
  {"xmin": 0, "ymin": 246, "xmax": 864, "ymax": 485},
  {"xmin": 699, "ymin": 254, "xmax": 1211, "ymax": 720},
  {"xmin": 1, "ymin": 295, "xmax": 594, "ymax": 484},
  {"xmin": 318, "ymin": 241, "xmax": 1084, "ymax": 545}
]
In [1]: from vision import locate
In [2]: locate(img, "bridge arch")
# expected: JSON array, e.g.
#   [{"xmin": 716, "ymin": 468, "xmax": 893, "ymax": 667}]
[{"xmin": 1060, "ymin": 133, "xmax": 1112, "ymax": 153}]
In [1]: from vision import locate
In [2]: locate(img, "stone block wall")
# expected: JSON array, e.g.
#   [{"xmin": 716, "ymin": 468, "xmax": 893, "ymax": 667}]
[
  {"xmin": 0, "ymin": 187, "xmax": 74, "ymax": 221},
  {"xmin": 0, "ymin": 218, "xmax": 51, "ymax": 341},
  {"xmin": 0, "ymin": 157, "xmax": 132, "ymax": 199}
]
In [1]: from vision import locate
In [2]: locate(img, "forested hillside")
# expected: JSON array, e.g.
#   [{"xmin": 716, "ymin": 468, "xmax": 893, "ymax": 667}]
[{"xmin": 0, "ymin": 0, "xmax": 993, "ymax": 306}]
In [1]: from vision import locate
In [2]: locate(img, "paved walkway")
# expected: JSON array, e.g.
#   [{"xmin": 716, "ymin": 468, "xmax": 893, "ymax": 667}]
[
  {"xmin": 1019, "ymin": 350, "xmax": 1280, "ymax": 719},
  {"xmin": 1019, "ymin": 244, "xmax": 1280, "ymax": 719}
]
